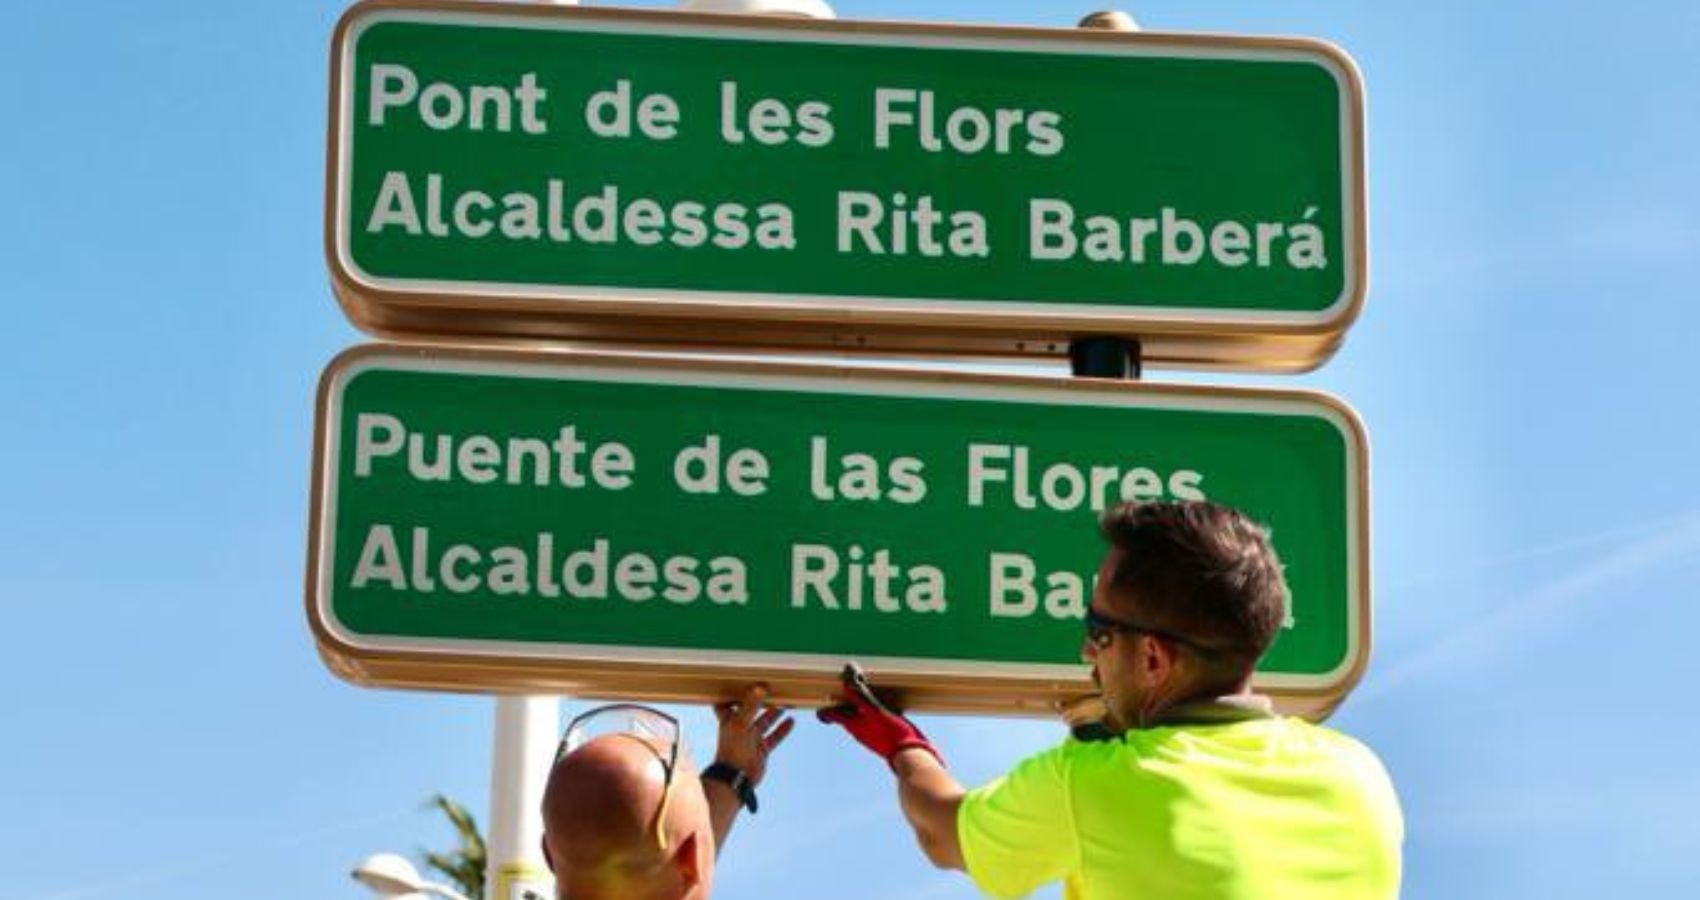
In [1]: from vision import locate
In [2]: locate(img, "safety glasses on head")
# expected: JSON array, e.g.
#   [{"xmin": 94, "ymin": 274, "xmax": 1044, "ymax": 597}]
[{"xmin": 556, "ymin": 704, "xmax": 690, "ymax": 853}]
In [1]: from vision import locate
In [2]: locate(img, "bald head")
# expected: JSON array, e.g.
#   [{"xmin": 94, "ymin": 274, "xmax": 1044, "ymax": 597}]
[{"xmin": 541, "ymin": 734, "xmax": 712, "ymax": 900}]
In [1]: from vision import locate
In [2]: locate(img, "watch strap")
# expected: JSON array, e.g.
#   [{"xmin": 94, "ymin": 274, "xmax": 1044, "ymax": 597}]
[{"xmin": 702, "ymin": 762, "xmax": 758, "ymax": 814}]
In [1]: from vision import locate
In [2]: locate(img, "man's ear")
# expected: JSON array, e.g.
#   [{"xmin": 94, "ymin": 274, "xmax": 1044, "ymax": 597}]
[
  {"xmin": 1142, "ymin": 634, "xmax": 1179, "ymax": 682},
  {"xmin": 670, "ymin": 831, "xmax": 704, "ymax": 890}
]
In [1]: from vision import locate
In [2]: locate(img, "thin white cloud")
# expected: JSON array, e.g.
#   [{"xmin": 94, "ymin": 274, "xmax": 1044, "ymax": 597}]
[
  {"xmin": 1384, "ymin": 508, "xmax": 1700, "ymax": 592},
  {"xmin": 1356, "ymin": 514, "xmax": 1700, "ymax": 705}
]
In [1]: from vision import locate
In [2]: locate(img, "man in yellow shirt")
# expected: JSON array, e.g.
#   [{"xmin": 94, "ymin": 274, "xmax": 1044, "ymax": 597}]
[{"xmin": 819, "ymin": 500, "xmax": 1403, "ymax": 899}]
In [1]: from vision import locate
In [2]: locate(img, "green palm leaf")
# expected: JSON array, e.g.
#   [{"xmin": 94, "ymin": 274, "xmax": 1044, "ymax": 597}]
[{"xmin": 419, "ymin": 794, "xmax": 487, "ymax": 900}]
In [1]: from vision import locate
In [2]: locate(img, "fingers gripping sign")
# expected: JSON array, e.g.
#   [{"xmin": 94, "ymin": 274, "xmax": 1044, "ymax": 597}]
[
  {"xmin": 696, "ymin": 685, "xmax": 792, "ymax": 854},
  {"xmin": 709, "ymin": 685, "xmax": 795, "ymax": 815},
  {"xmin": 816, "ymin": 663, "xmax": 943, "ymax": 768}
]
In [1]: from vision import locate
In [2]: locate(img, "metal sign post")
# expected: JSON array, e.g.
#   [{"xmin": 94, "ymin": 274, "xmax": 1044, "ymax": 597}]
[{"xmin": 484, "ymin": 695, "xmax": 556, "ymax": 900}]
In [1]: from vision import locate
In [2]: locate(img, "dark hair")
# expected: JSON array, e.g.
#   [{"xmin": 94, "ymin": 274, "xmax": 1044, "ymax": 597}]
[{"xmin": 1098, "ymin": 501, "xmax": 1290, "ymax": 692}]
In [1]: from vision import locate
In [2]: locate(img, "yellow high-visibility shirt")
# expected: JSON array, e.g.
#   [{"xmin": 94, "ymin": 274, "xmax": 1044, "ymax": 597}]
[{"xmin": 957, "ymin": 708, "xmax": 1402, "ymax": 900}]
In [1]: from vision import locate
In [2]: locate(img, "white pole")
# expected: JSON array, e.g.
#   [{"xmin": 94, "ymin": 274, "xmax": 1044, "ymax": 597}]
[{"xmin": 485, "ymin": 696, "xmax": 560, "ymax": 900}]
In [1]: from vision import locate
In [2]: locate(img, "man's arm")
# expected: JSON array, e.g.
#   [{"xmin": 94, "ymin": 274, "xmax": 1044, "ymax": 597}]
[
  {"xmin": 707, "ymin": 685, "xmax": 795, "ymax": 855},
  {"xmin": 817, "ymin": 664, "xmax": 967, "ymax": 871},
  {"xmin": 821, "ymin": 666, "xmax": 1078, "ymax": 896},
  {"xmin": 703, "ymin": 779, "xmax": 742, "ymax": 855},
  {"xmin": 892, "ymin": 747, "xmax": 967, "ymax": 870}
]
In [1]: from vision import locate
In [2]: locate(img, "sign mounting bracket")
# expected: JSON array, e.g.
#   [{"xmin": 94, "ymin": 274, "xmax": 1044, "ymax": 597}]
[{"xmin": 1070, "ymin": 337, "xmax": 1142, "ymax": 380}]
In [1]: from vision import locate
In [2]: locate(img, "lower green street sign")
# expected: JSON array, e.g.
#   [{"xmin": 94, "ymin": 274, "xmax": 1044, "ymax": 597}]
[
  {"xmin": 327, "ymin": 0, "xmax": 1366, "ymax": 371},
  {"xmin": 307, "ymin": 345, "xmax": 1370, "ymax": 718}
]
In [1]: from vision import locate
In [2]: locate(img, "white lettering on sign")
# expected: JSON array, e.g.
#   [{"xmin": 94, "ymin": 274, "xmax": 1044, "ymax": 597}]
[
  {"xmin": 674, "ymin": 435, "xmax": 770, "ymax": 496},
  {"xmin": 965, "ymin": 443, "xmax": 1205, "ymax": 512},
  {"xmin": 584, "ymin": 80, "xmax": 681, "ymax": 140},
  {"xmin": 807, "ymin": 436, "xmax": 926, "ymax": 504},
  {"xmin": 988, "ymin": 553, "xmax": 1091, "ymax": 620},
  {"xmin": 335, "ymin": 402, "xmax": 1244, "ymax": 639},
  {"xmin": 346, "ymin": 60, "xmax": 1346, "ymax": 290},
  {"xmin": 1030, "ymin": 200, "xmax": 1329, "ymax": 270},
  {"xmin": 789, "ymin": 544, "xmax": 947, "ymax": 614},
  {"xmin": 836, "ymin": 192, "xmax": 989, "ymax": 258},
  {"xmin": 368, "ymin": 63, "xmax": 548, "ymax": 134},
  {"xmin": 350, "ymin": 525, "xmax": 749, "ymax": 605},
  {"xmin": 352, "ymin": 413, "xmax": 634, "ymax": 490},
  {"xmin": 720, "ymin": 82, "xmax": 834, "ymax": 148},
  {"xmin": 365, "ymin": 173, "xmax": 797, "ymax": 250},
  {"xmin": 872, "ymin": 88, "xmax": 1063, "ymax": 156}
]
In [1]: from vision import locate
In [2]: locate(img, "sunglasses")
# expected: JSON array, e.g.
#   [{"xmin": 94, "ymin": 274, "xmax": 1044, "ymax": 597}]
[
  {"xmin": 556, "ymin": 704, "xmax": 687, "ymax": 853},
  {"xmin": 1083, "ymin": 607, "xmax": 1221, "ymax": 657}
]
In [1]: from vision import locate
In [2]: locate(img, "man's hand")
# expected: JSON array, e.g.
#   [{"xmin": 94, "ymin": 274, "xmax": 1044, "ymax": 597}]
[
  {"xmin": 816, "ymin": 663, "xmax": 943, "ymax": 768},
  {"xmin": 707, "ymin": 685, "xmax": 794, "ymax": 855},
  {"xmin": 712, "ymin": 684, "xmax": 795, "ymax": 788}
]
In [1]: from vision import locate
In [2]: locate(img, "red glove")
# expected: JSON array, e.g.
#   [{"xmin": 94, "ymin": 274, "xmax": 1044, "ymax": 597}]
[{"xmin": 816, "ymin": 663, "xmax": 943, "ymax": 768}]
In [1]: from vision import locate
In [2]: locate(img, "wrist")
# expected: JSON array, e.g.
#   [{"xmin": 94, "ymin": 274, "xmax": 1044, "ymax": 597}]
[
  {"xmin": 703, "ymin": 761, "xmax": 759, "ymax": 814},
  {"xmin": 889, "ymin": 742, "xmax": 944, "ymax": 774}
]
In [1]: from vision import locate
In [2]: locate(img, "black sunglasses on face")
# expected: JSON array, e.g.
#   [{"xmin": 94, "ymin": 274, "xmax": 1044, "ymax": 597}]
[{"xmin": 1083, "ymin": 607, "xmax": 1221, "ymax": 656}]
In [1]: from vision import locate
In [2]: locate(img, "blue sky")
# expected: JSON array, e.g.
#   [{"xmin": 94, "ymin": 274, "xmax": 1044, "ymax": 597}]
[{"xmin": 3, "ymin": 0, "xmax": 1698, "ymax": 898}]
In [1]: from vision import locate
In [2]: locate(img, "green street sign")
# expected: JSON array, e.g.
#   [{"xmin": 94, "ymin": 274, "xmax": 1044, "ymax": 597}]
[
  {"xmin": 307, "ymin": 345, "xmax": 1371, "ymax": 718},
  {"xmin": 327, "ymin": 1, "xmax": 1367, "ymax": 371}
]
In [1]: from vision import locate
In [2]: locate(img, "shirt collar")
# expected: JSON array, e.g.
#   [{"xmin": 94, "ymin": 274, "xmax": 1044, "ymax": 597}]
[{"xmin": 1149, "ymin": 693, "xmax": 1276, "ymax": 726}]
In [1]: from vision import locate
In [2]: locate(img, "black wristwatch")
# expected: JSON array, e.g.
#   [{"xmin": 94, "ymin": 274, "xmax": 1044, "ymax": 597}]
[{"xmin": 702, "ymin": 762, "xmax": 759, "ymax": 813}]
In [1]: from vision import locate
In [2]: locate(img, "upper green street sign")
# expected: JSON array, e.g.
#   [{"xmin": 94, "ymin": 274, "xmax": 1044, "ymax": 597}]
[
  {"xmin": 307, "ymin": 345, "xmax": 1371, "ymax": 719},
  {"xmin": 327, "ymin": 1, "xmax": 1367, "ymax": 371}
]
